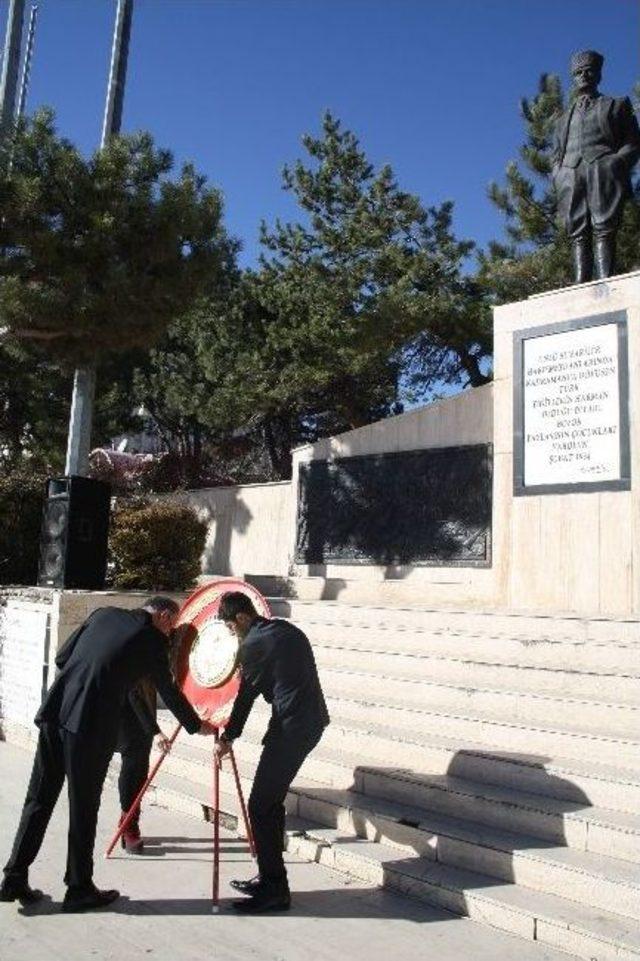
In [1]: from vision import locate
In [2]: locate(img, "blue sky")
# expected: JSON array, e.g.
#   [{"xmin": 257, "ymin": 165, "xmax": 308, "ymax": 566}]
[{"xmin": 12, "ymin": 0, "xmax": 640, "ymax": 267}]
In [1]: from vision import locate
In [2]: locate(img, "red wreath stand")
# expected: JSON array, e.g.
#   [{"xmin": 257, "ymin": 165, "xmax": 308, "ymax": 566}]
[{"xmin": 105, "ymin": 579, "xmax": 271, "ymax": 911}]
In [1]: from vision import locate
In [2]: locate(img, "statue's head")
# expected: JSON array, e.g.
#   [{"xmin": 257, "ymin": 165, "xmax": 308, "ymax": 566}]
[{"xmin": 570, "ymin": 50, "xmax": 604, "ymax": 95}]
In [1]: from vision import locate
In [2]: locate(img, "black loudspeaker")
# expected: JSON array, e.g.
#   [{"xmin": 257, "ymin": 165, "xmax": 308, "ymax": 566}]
[{"xmin": 38, "ymin": 476, "xmax": 111, "ymax": 589}]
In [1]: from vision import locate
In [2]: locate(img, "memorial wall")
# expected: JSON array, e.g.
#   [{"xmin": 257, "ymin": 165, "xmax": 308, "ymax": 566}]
[
  {"xmin": 295, "ymin": 445, "xmax": 492, "ymax": 567},
  {"xmin": 288, "ymin": 385, "xmax": 497, "ymax": 606}
]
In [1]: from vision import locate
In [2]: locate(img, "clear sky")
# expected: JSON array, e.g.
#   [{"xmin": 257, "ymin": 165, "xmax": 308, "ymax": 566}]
[{"xmin": 10, "ymin": 0, "xmax": 640, "ymax": 267}]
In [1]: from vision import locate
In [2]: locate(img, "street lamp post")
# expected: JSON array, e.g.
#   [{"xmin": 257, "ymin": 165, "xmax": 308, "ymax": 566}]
[
  {"xmin": 0, "ymin": 0, "xmax": 26, "ymax": 141},
  {"xmin": 16, "ymin": 3, "xmax": 38, "ymax": 122},
  {"xmin": 64, "ymin": 0, "xmax": 134, "ymax": 477}
]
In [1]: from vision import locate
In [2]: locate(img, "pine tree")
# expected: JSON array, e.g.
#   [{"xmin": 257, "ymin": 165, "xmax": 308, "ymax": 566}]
[
  {"xmin": 257, "ymin": 113, "xmax": 491, "ymax": 414},
  {"xmin": 0, "ymin": 109, "xmax": 237, "ymax": 365},
  {"xmin": 0, "ymin": 339, "xmax": 70, "ymax": 469},
  {"xmin": 135, "ymin": 114, "xmax": 493, "ymax": 481}
]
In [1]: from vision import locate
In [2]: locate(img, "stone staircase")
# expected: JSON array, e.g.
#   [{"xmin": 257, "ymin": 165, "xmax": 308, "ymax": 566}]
[{"xmin": 150, "ymin": 599, "xmax": 640, "ymax": 961}]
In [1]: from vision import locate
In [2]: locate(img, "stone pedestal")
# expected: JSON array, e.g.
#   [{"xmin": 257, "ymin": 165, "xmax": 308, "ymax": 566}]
[{"xmin": 493, "ymin": 269, "xmax": 640, "ymax": 615}]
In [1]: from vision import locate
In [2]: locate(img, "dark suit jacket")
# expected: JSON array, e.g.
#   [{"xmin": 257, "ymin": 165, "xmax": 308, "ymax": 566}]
[
  {"xmin": 117, "ymin": 680, "xmax": 160, "ymax": 752},
  {"xmin": 553, "ymin": 95, "xmax": 640, "ymax": 172},
  {"xmin": 223, "ymin": 617, "xmax": 329, "ymax": 744},
  {"xmin": 37, "ymin": 607, "xmax": 201, "ymax": 744}
]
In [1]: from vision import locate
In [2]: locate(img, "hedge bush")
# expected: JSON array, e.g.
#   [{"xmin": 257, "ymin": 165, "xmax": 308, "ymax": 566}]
[
  {"xmin": 110, "ymin": 500, "xmax": 207, "ymax": 591},
  {"xmin": 0, "ymin": 470, "xmax": 46, "ymax": 585}
]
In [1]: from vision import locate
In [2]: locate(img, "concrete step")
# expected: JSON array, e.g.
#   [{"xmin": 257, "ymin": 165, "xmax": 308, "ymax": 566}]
[
  {"xmin": 147, "ymin": 768, "xmax": 640, "ymax": 961},
  {"xmin": 292, "ymin": 790, "xmax": 640, "ymax": 920},
  {"xmin": 269, "ymin": 597, "xmax": 640, "ymax": 644},
  {"xmin": 158, "ymin": 706, "xmax": 640, "ymax": 813},
  {"xmin": 354, "ymin": 765, "xmax": 640, "ymax": 864},
  {"xmin": 289, "ymin": 824, "xmax": 640, "ymax": 961},
  {"xmin": 169, "ymin": 735, "xmax": 640, "ymax": 864},
  {"xmin": 239, "ymin": 708, "xmax": 640, "ymax": 810},
  {"xmin": 316, "ymin": 666, "xmax": 640, "ymax": 739},
  {"xmin": 317, "ymin": 689, "xmax": 640, "ymax": 768},
  {"xmin": 155, "ymin": 748, "xmax": 640, "ymax": 918},
  {"xmin": 185, "ymin": 734, "xmax": 640, "ymax": 863},
  {"xmin": 312, "ymin": 642, "xmax": 640, "ymax": 701},
  {"xmin": 288, "ymin": 615, "xmax": 640, "ymax": 676}
]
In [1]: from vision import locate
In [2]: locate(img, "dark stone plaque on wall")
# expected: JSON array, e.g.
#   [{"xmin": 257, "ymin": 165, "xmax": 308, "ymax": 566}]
[{"xmin": 295, "ymin": 444, "xmax": 492, "ymax": 567}]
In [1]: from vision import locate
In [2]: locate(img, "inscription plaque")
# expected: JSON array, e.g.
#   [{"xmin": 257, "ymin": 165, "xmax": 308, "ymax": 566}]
[
  {"xmin": 0, "ymin": 603, "xmax": 50, "ymax": 728},
  {"xmin": 514, "ymin": 312, "xmax": 630, "ymax": 495},
  {"xmin": 295, "ymin": 444, "xmax": 492, "ymax": 567}
]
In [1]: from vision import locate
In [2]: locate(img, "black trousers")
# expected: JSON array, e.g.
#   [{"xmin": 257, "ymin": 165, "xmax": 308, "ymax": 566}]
[
  {"xmin": 3, "ymin": 722, "xmax": 113, "ymax": 893},
  {"xmin": 554, "ymin": 157, "xmax": 627, "ymax": 241},
  {"xmin": 249, "ymin": 729, "xmax": 322, "ymax": 886},
  {"xmin": 118, "ymin": 737, "xmax": 152, "ymax": 814}
]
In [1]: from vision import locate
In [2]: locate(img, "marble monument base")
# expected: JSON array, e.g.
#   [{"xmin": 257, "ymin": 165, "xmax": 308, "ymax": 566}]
[{"xmin": 492, "ymin": 269, "xmax": 640, "ymax": 616}]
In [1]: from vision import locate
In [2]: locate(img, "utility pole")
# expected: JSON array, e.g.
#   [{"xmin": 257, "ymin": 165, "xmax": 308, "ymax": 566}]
[
  {"xmin": 15, "ymin": 3, "xmax": 38, "ymax": 121},
  {"xmin": 65, "ymin": 0, "xmax": 134, "ymax": 477},
  {"xmin": 0, "ymin": 0, "xmax": 26, "ymax": 141},
  {"xmin": 101, "ymin": 0, "xmax": 132, "ymax": 146}
]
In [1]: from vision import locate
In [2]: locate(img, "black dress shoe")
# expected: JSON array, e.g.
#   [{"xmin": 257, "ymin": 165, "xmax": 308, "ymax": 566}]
[
  {"xmin": 0, "ymin": 879, "xmax": 44, "ymax": 904},
  {"xmin": 232, "ymin": 887, "xmax": 291, "ymax": 914},
  {"xmin": 62, "ymin": 886, "xmax": 120, "ymax": 913},
  {"xmin": 230, "ymin": 874, "xmax": 263, "ymax": 895}
]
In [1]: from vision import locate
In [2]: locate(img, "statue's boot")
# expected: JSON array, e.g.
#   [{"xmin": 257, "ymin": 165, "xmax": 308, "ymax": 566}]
[
  {"xmin": 572, "ymin": 238, "xmax": 593, "ymax": 284},
  {"xmin": 593, "ymin": 234, "xmax": 616, "ymax": 280}
]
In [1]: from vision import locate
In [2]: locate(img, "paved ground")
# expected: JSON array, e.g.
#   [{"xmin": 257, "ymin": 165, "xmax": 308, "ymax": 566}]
[{"xmin": 0, "ymin": 740, "xmax": 577, "ymax": 961}]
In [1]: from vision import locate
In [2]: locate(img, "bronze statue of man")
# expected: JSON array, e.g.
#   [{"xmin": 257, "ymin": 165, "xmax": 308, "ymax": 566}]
[{"xmin": 552, "ymin": 50, "xmax": 640, "ymax": 283}]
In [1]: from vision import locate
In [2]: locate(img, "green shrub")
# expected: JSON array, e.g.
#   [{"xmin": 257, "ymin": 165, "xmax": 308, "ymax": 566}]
[
  {"xmin": 0, "ymin": 470, "xmax": 46, "ymax": 585},
  {"xmin": 110, "ymin": 500, "xmax": 207, "ymax": 591}
]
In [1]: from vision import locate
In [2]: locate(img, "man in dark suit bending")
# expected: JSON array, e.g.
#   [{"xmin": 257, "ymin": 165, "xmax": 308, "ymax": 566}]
[
  {"xmin": 0, "ymin": 597, "xmax": 211, "ymax": 912},
  {"xmin": 216, "ymin": 591, "xmax": 329, "ymax": 914}
]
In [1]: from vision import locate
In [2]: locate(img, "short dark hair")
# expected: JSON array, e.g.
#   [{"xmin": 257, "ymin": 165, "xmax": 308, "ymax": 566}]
[
  {"xmin": 143, "ymin": 596, "xmax": 180, "ymax": 616},
  {"xmin": 218, "ymin": 591, "xmax": 258, "ymax": 622}
]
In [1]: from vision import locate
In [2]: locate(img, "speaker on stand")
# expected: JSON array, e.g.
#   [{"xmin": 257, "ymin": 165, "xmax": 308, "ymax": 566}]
[{"xmin": 38, "ymin": 477, "xmax": 111, "ymax": 590}]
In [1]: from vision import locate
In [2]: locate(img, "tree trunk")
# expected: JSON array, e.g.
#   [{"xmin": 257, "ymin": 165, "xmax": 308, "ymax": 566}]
[
  {"xmin": 457, "ymin": 348, "xmax": 492, "ymax": 388},
  {"xmin": 263, "ymin": 416, "xmax": 293, "ymax": 479},
  {"xmin": 192, "ymin": 423, "xmax": 202, "ymax": 461}
]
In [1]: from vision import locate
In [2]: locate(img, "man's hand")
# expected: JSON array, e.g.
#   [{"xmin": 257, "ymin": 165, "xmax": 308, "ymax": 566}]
[
  {"xmin": 194, "ymin": 705, "xmax": 214, "ymax": 735},
  {"xmin": 214, "ymin": 738, "xmax": 232, "ymax": 763},
  {"xmin": 154, "ymin": 732, "xmax": 172, "ymax": 755}
]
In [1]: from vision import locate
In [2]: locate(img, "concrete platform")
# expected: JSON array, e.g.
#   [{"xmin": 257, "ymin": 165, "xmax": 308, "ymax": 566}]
[{"xmin": 0, "ymin": 740, "xmax": 578, "ymax": 961}]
